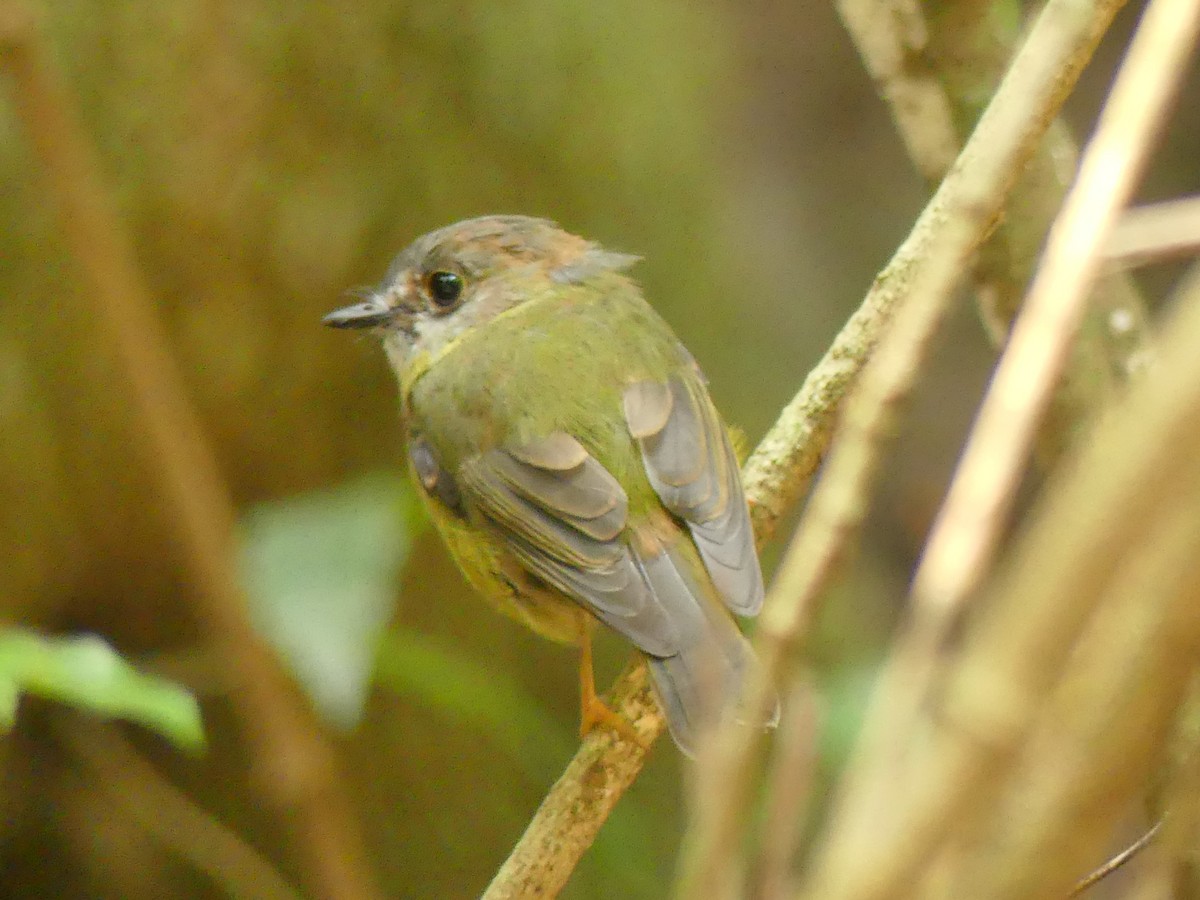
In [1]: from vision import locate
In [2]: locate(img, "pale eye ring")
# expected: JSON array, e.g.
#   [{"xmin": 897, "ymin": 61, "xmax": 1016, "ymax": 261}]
[{"xmin": 426, "ymin": 271, "xmax": 464, "ymax": 310}]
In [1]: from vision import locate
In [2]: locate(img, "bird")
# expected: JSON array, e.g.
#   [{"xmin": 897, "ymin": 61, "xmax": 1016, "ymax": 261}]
[{"xmin": 324, "ymin": 215, "xmax": 773, "ymax": 755}]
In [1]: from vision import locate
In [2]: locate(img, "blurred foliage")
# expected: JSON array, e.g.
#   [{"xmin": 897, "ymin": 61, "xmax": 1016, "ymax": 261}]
[
  {"xmin": 0, "ymin": 628, "xmax": 203, "ymax": 751},
  {"xmin": 240, "ymin": 472, "xmax": 423, "ymax": 727}
]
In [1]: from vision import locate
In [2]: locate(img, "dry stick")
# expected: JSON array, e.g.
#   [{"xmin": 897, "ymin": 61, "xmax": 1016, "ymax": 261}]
[
  {"xmin": 1106, "ymin": 195, "xmax": 1200, "ymax": 265},
  {"xmin": 59, "ymin": 720, "xmax": 302, "ymax": 900},
  {"xmin": 835, "ymin": 0, "xmax": 960, "ymax": 182},
  {"xmin": 801, "ymin": 2, "xmax": 1200, "ymax": 894},
  {"xmin": 910, "ymin": 0, "xmax": 1199, "ymax": 696},
  {"xmin": 898, "ymin": 0, "xmax": 1200, "ymax": 775},
  {"xmin": 973, "ymin": 492, "xmax": 1200, "ymax": 900},
  {"xmin": 965, "ymin": 389, "xmax": 1200, "ymax": 899},
  {"xmin": 803, "ymin": 187, "xmax": 1200, "ymax": 900},
  {"xmin": 675, "ymin": 1, "xmax": 1127, "ymax": 895},
  {"xmin": 843, "ymin": 0, "xmax": 1151, "ymax": 453},
  {"xmin": 750, "ymin": 678, "xmax": 821, "ymax": 900},
  {"xmin": 1069, "ymin": 822, "xmax": 1162, "ymax": 897},
  {"xmin": 937, "ymin": 337, "xmax": 1200, "ymax": 899},
  {"xmin": 0, "ymin": 10, "xmax": 380, "ymax": 900}
]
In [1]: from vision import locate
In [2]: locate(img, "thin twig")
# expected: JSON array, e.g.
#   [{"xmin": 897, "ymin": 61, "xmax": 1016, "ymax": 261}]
[
  {"xmin": 1069, "ymin": 821, "xmax": 1162, "ymax": 897},
  {"xmin": 675, "ymin": 1, "xmax": 1129, "ymax": 895},
  {"xmin": 748, "ymin": 675, "xmax": 821, "ymax": 900},
  {"xmin": 1106, "ymin": 195, "xmax": 1200, "ymax": 266},
  {"xmin": 58, "ymin": 718, "xmax": 302, "ymax": 900},
  {"xmin": 835, "ymin": 0, "xmax": 959, "ymax": 181},
  {"xmin": 0, "ymin": 8, "xmax": 379, "ymax": 898}
]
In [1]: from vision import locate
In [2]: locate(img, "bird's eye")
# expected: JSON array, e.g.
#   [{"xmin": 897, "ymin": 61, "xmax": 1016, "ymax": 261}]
[{"xmin": 426, "ymin": 271, "xmax": 464, "ymax": 310}]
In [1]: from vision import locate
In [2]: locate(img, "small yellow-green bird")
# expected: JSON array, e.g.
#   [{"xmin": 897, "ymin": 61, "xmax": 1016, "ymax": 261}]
[{"xmin": 325, "ymin": 216, "xmax": 770, "ymax": 755}]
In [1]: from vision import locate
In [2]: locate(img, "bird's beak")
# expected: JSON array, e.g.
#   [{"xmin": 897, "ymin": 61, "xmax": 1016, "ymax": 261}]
[{"xmin": 322, "ymin": 296, "xmax": 399, "ymax": 330}]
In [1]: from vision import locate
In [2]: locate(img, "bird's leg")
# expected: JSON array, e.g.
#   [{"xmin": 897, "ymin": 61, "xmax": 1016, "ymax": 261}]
[{"xmin": 578, "ymin": 630, "xmax": 643, "ymax": 745}]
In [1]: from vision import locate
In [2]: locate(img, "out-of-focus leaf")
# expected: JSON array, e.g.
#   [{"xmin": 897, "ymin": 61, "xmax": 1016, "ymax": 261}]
[
  {"xmin": 0, "ymin": 628, "xmax": 203, "ymax": 750},
  {"xmin": 240, "ymin": 472, "xmax": 422, "ymax": 728}
]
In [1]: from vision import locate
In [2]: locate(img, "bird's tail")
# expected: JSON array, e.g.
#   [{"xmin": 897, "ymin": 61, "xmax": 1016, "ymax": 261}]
[{"xmin": 641, "ymin": 540, "xmax": 777, "ymax": 757}]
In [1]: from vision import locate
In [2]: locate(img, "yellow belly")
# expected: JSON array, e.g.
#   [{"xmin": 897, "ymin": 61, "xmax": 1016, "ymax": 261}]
[{"xmin": 433, "ymin": 502, "xmax": 592, "ymax": 645}]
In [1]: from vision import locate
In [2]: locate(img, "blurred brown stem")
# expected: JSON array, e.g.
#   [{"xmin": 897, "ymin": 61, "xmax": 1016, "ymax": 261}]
[
  {"xmin": 59, "ymin": 719, "xmax": 302, "ymax": 900},
  {"xmin": 904, "ymin": 0, "xmax": 1200, "ymax": 776},
  {"xmin": 842, "ymin": 0, "xmax": 1152, "ymax": 453},
  {"xmin": 0, "ymin": 8, "xmax": 379, "ymax": 899},
  {"xmin": 898, "ymin": 272, "xmax": 1200, "ymax": 900}
]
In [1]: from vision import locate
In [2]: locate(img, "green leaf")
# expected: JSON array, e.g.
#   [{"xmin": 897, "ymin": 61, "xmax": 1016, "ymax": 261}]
[
  {"xmin": 240, "ymin": 472, "xmax": 423, "ymax": 728},
  {"xmin": 0, "ymin": 628, "xmax": 204, "ymax": 750}
]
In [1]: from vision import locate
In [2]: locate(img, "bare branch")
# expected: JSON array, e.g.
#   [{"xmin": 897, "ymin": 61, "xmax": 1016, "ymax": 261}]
[
  {"xmin": 801, "ymin": 3, "xmax": 1200, "ymax": 889},
  {"xmin": 907, "ymin": 0, "xmax": 1200, "ymax": 745},
  {"xmin": 842, "ymin": 0, "xmax": 1153, "ymax": 458},
  {"xmin": 1106, "ymin": 195, "xmax": 1200, "ymax": 266}
]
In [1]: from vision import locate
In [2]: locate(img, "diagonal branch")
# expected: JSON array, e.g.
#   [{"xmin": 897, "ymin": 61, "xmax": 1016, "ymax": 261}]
[{"xmin": 841, "ymin": 0, "xmax": 1153, "ymax": 457}]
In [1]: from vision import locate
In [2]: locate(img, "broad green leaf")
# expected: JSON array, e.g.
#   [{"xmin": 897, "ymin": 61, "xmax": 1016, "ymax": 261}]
[
  {"xmin": 0, "ymin": 628, "xmax": 203, "ymax": 750},
  {"xmin": 240, "ymin": 472, "xmax": 422, "ymax": 727}
]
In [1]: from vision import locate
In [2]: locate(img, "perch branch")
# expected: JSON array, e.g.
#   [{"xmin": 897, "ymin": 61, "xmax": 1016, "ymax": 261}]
[{"xmin": 0, "ymin": 8, "xmax": 379, "ymax": 898}]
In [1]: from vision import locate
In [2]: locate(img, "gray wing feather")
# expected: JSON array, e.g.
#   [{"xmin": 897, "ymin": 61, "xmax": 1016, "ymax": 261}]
[
  {"xmin": 459, "ymin": 433, "xmax": 687, "ymax": 656},
  {"xmin": 457, "ymin": 429, "xmax": 773, "ymax": 755},
  {"xmin": 625, "ymin": 375, "xmax": 764, "ymax": 616}
]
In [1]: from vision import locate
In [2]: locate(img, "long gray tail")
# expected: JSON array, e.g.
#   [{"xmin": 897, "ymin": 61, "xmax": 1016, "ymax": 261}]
[{"xmin": 645, "ymin": 591, "xmax": 776, "ymax": 757}]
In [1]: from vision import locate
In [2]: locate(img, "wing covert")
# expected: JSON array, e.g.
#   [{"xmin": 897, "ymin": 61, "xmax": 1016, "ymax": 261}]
[
  {"xmin": 458, "ymin": 432, "xmax": 689, "ymax": 656},
  {"xmin": 624, "ymin": 374, "xmax": 764, "ymax": 616}
]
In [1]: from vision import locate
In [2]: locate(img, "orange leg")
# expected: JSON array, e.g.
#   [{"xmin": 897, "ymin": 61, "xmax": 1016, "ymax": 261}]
[{"xmin": 578, "ymin": 630, "xmax": 643, "ymax": 745}]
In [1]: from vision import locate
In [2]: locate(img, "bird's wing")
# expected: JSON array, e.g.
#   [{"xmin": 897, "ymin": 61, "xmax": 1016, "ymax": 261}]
[
  {"xmin": 622, "ymin": 373, "xmax": 764, "ymax": 616},
  {"xmin": 458, "ymin": 432, "xmax": 703, "ymax": 657}
]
